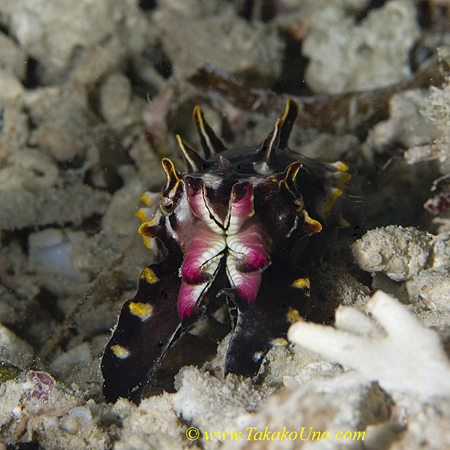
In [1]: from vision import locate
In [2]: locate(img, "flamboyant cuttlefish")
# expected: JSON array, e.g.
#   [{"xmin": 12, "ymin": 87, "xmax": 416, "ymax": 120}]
[{"xmin": 101, "ymin": 98, "xmax": 350, "ymax": 404}]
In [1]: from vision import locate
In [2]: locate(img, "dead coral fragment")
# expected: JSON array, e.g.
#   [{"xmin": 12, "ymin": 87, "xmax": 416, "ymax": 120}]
[
  {"xmin": 404, "ymin": 48, "xmax": 450, "ymax": 166},
  {"xmin": 302, "ymin": 0, "xmax": 420, "ymax": 94},
  {"xmin": 352, "ymin": 225, "xmax": 433, "ymax": 281},
  {"xmin": 159, "ymin": 6, "xmax": 284, "ymax": 85},
  {"xmin": 288, "ymin": 291, "xmax": 450, "ymax": 399},
  {"xmin": 406, "ymin": 268, "xmax": 450, "ymax": 313}
]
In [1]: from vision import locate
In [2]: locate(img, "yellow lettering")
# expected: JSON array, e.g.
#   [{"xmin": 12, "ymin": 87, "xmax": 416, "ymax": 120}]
[
  {"xmin": 246, "ymin": 427, "xmax": 257, "ymax": 440},
  {"xmin": 299, "ymin": 427, "xmax": 312, "ymax": 441},
  {"xmin": 262, "ymin": 427, "xmax": 271, "ymax": 440},
  {"xmin": 321, "ymin": 431, "xmax": 330, "ymax": 441},
  {"xmin": 354, "ymin": 431, "xmax": 365, "ymax": 441},
  {"xmin": 312, "ymin": 431, "xmax": 321, "ymax": 440}
]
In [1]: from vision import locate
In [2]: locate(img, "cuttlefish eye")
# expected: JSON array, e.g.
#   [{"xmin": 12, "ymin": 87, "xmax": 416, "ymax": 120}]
[{"xmin": 160, "ymin": 197, "xmax": 174, "ymax": 215}]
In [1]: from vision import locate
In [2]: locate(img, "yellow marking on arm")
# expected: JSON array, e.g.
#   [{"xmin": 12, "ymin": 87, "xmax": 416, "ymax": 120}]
[
  {"xmin": 136, "ymin": 216, "xmax": 155, "ymax": 248},
  {"xmin": 167, "ymin": 179, "xmax": 184, "ymax": 198},
  {"xmin": 138, "ymin": 219, "xmax": 157, "ymax": 238},
  {"xmin": 329, "ymin": 161, "xmax": 349, "ymax": 172},
  {"xmin": 162, "ymin": 158, "xmax": 180, "ymax": 184},
  {"xmin": 140, "ymin": 267, "xmax": 159, "ymax": 284},
  {"xmin": 279, "ymin": 161, "xmax": 303, "ymax": 197},
  {"xmin": 302, "ymin": 210, "xmax": 322, "ymax": 235},
  {"xmin": 193, "ymin": 106, "xmax": 209, "ymax": 143},
  {"xmin": 139, "ymin": 193, "xmax": 154, "ymax": 206},
  {"xmin": 111, "ymin": 344, "xmax": 130, "ymax": 359},
  {"xmin": 135, "ymin": 209, "xmax": 147, "ymax": 222},
  {"xmin": 141, "ymin": 236, "xmax": 153, "ymax": 249},
  {"xmin": 129, "ymin": 301, "xmax": 153, "ymax": 321},
  {"xmin": 335, "ymin": 172, "xmax": 352, "ymax": 188},
  {"xmin": 287, "ymin": 307, "xmax": 302, "ymax": 323},
  {"xmin": 286, "ymin": 161, "xmax": 302, "ymax": 181},
  {"xmin": 322, "ymin": 189, "xmax": 342, "ymax": 215},
  {"xmin": 176, "ymin": 134, "xmax": 198, "ymax": 170},
  {"xmin": 338, "ymin": 218, "xmax": 350, "ymax": 228},
  {"xmin": 291, "ymin": 277, "xmax": 310, "ymax": 296},
  {"xmin": 269, "ymin": 118, "xmax": 283, "ymax": 148},
  {"xmin": 272, "ymin": 338, "xmax": 289, "ymax": 347},
  {"xmin": 281, "ymin": 98, "xmax": 296, "ymax": 121},
  {"xmin": 278, "ymin": 97, "xmax": 300, "ymax": 134}
]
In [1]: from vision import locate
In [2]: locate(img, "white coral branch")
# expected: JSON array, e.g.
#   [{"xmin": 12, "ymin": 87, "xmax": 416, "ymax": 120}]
[{"xmin": 288, "ymin": 291, "xmax": 450, "ymax": 399}]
